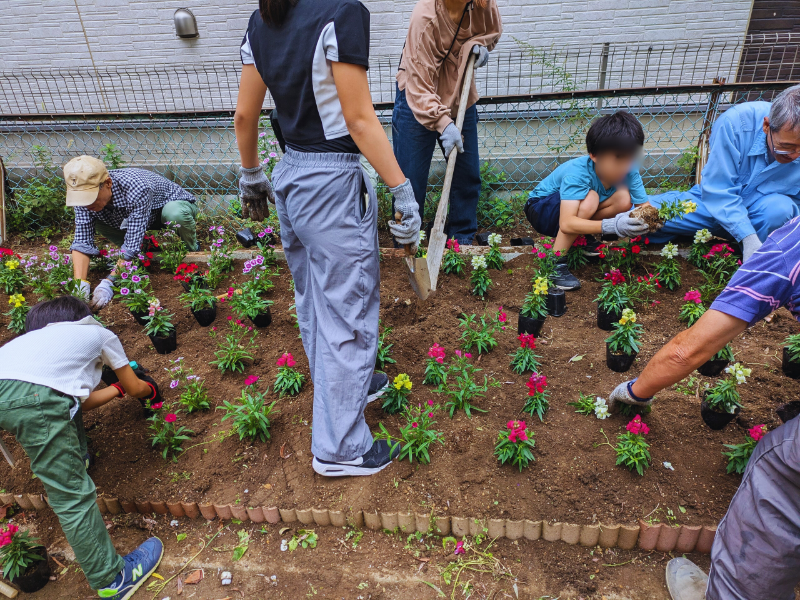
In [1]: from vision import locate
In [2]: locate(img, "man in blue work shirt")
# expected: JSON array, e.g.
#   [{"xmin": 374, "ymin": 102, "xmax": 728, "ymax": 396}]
[{"xmin": 646, "ymin": 84, "xmax": 800, "ymax": 262}]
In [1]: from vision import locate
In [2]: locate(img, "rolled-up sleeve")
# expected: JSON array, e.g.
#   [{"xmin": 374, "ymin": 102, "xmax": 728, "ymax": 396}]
[
  {"xmin": 120, "ymin": 188, "xmax": 153, "ymax": 259},
  {"xmin": 70, "ymin": 207, "xmax": 99, "ymax": 256},
  {"xmin": 404, "ymin": 50, "xmax": 453, "ymax": 133},
  {"xmin": 700, "ymin": 113, "xmax": 755, "ymax": 242}
]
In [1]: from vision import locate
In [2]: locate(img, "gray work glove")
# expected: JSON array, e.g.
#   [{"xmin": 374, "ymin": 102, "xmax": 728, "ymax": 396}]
[
  {"xmin": 607, "ymin": 379, "xmax": 653, "ymax": 413},
  {"xmin": 472, "ymin": 45, "xmax": 490, "ymax": 68},
  {"xmin": 387, "ymin": 179, "xmax": 422, "ymax": 251},
  {"xmin": 91, "ymin": 278, "xmax": 114, "ymax": 309},
  {"xmin": 77, "ymin": 280, "xmax": 91, "ymax": 302},
  {"xmin": 439, "ymin": 123, "xmax": 464, "ymax": 159},
  {"xmin": 239, "ymin": 165, "xmax": 275, "ymax": 222},
  {"xmin": 741, "ymin": 233, "xmax": 762, "ymax": 263},
  {"xmin": 601, "ymin": 210, "xmax": 649, "ymax": 238}
]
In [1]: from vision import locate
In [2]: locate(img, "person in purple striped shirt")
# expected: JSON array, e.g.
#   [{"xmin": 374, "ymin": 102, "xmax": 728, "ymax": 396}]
[{"xmin": 608, "ymin": 216, "xmax": 800, "ymax": 600}]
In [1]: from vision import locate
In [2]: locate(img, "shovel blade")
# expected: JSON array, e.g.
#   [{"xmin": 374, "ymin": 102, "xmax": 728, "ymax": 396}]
[{"xmin": 403, "ymin": 256, "xmax": 432, "ymax": 300}]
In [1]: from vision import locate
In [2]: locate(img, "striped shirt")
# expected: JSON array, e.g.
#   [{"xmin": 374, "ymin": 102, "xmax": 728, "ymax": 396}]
[
  {"xmin": 70, "ymin": 168, "xmax": 194, "ymax": 260},
  {"xmin": 711, "ymin": 216, "xmax": 800, "ymax": 325}
]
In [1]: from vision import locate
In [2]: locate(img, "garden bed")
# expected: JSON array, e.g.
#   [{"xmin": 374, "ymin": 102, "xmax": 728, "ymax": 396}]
[{"xmin": 1, "ymin": 247, "xmax": 798, "ymax": 530}]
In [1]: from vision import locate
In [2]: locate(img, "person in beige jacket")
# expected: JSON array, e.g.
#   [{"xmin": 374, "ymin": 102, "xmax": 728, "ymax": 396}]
[{"xmin": 392, "ymin": 0, "xmax": 502, "ymax": 245}]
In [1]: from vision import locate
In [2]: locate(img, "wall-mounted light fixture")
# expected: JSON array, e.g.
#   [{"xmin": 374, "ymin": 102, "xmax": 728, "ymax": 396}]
[{"xmin": 174, "ymin": 8, "xmax": 198, "ymax": 38}]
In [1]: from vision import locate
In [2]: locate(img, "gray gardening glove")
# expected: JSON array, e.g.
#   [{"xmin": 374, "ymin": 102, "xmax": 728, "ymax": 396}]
[
  {"xmin": 741, "ymin": 233, "xmax": 762, "ymax": 263},
  {"xmin": 601, "ymin": 210, "xmax": 649, "ymax": 238},
  {"xmin": 472, "ymin": 45, "xmax": 490, "ymax": 68},
  {"xmin": 91, "ymin": 278, "xmax": 114, "ymax": 309},
  {"xmin": 439, "ymin": 123, "xmax": 464, "ymax": 159},
  {"xmin": 387, "ymin": 179, "xmax": 421, "ymax": 251},
  {"xmin": 238, "ymin": 165, "xmax": 275, "ymax": 222},
  {"xmin": 607, "ymin": 379, "xmax": 653, "ymax": 413}
]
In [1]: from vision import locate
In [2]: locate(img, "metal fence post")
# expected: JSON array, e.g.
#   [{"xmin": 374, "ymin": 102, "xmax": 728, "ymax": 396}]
[{"xmin": 596, "ymin": 42, "xmax": 610, "ymax": 110}]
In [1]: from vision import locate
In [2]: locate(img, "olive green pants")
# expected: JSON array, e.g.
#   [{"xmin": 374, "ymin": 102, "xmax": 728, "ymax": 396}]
[
  {"xmin": 95, "ymin": 200, "xmax": 199, "ymax": 252},
  {"xmin": 0, "ymin": 380, "xmax": 123, "ymax": 589}
]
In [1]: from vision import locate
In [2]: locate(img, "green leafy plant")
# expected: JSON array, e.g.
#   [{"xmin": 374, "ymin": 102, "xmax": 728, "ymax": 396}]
[
  {"xmin": 458, "ymin": 310, "xmax": 501, "ymax": 355},
  {"xmin": 143, "ymin": 299, "xmax": 175, "ymax": 338},
  {"xmin": 657, "ymin": 199, "xmax": 697, "ymax": 222},
  {"xmin": 785, "ymin": 332, "xmax": 800, "ymax": 363},
  {"xmin": 100, "ymin": 142, "xmax": 125, "ymax": 169},
  {"xmin": 679, "ymin": 290, "xmax": 706, "ymax": 325},
  {"xmin": 423, "ymin": 343, "xmax": 447, "ymax": 386},
  {"xmin": 510, "ymin": 333, "xmax": 540, "ymax": 374},
  {"xmin": 149, "ymin": 402, "xmax": 193, "ymax": 462},
  {"xmin": 655, "ymin": 242, "xmax": 681, "ymax": 291},
  {"xmin": 377, "ymin": 400, "xmax": 444, "ymax": 464},
  {"xmin": 605, "ymin": 308, "xmax": 642, "ymax": 356},
  {"xmin": 5, "ymin": 294, "xmax": 28, "ymax": 334},
  {"xmin": 565, "ymin": 235, "xmax": 590, "ymax": 270},
  {"xmin": 179, "ymin": 284, "xmax": 216, "ymax": 312},
  {"xmin": 723, "ymin": 424, "xmax": 766, "ymax": 475},
  {"xmin": 0, "ymin": 524, "xmax": 44, "ymax": 581},
  {"xmin": 520, "ymin": 276, "xmax": 549, "ymax": 319},
  {"xmin": 157, "ymin": 221, "xmax": 188, "ymax": 274},
  {"xmin": 0, "ymin": 257, "xmax": 26, "ymax": 294},
  {"xmin": 114, "ymin": 260, "xmax": 155, "ymax": 313},
  {"xmin": 20, "ymin": 246, "xmax": 74, "ymax": 300},
  {"xmin": 469, "ymin": 255, "xmax": 492, "ymax": 299},
  {"xmin": 382, "ymin": 374, "xmax": 413, "ymax": 415},
  {"xmin": 712, "ymin": 344, "xmax": 735, "ymax": 362},
  {"xmin": 688, "ymin": 228, "xmax": 712, "ymax": 267},
  {"xmin": 167, "ymin": 358, "xmax": 212, "ymax": 413},
  {"xmin": 438, "ymin": 351, "xmax": 496, "ymax": 417},
  {"xmin": 523, "ymin": 373, "xmax": 549, "ymax": 421},
  {"xmin": 288, "ymin": 529, "xmax": 318, "ymax": 551},
  {"xmin": 485, "ymin": 233, "xmax": 504, "ymax": 270},
  {"xmin": 219, "ymin": 385, "xmax": 278, "ymax": 443},
  {"xmin": 594, "ymin": 269, "xmax": 629, "ymax": 314},
  {"xmin": 442, "ymin": 239, "xmax": 466, "ymax": 276},
  {"xmin": 228, "ymin": 282, "xmax": 273, "ymax": 321},
  {"xmin": 8, "ymin": 145, "xmax": 68, "ymax": 234},
  {"xmin": 568, "ymin": 392, "xmax": 596, "ymax": 416},
  {"xmin": 494, "ymin": 420, "xmax": 535, "ymax": 471},
  {"xmin": 210, "ymin": 320, "xmax": 257, "ymax": 374},
  {"xmin": 232, "ymin": 530, "xmax": 250, "ymax": 561},
  {"xmin": 532, "ymin": 238, "xmax": 561, "ymax": 283},
  {"xmin": 698, "ymin": 243, "xmax": 740, "ymax": 300},
  {"xmin": 376, "ymin": 321, "xmax": 396, "ymax": 370},
  {"xmin": 704, "ymin": 362, "xmax": 751, "ymax": 414},
  {"xmin": 274, "ymin": 352, "xmax": 305, "ymax": 397},
  {"xmin": 615, "ymin": 415, "xmax": 651, "ymax": 476},
  {"xmin": 206, "ymin": 225, "xmax": 235, "ymax": 288}
]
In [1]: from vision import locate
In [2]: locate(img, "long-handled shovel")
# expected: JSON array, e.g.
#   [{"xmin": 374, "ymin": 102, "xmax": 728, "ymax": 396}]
[
  {"xmin": 395, "ymin": 211, "xmax": 432, "ymax": 299},
  {"xmin": 425, "ymin": 52, "xmax": 477, "ymax": 292}
]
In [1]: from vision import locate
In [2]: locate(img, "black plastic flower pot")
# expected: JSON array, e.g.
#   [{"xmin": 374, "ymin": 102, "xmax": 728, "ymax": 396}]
[
  {"xmin": 518, "ymin": 314, "xmax": 545, "ymax": 336},
  {"xmin": 781, "ymin": 347, "xmax": 800, "ymax": 379},
  {"xmin": 149, "ymin": 330, "xmax": 177, "ymax": 355},
  {"xmin": 697, "ymin": 358, "xmax": 730, "ymax": 377},
  {"xmin": 510, "ymin": 237, "xmax": 535, "ymax": 246},
  {"xmin": 250, "ymin": 308, "xmax": 272, "ymax": 328},
  {"xmin": 236, "ymin": 227, "xmax": 256, "ymax": 248},
  {"xmin": 606, "ymin": 343, "xmax": 637, "ymax": 373},
  {"xmin": 546, "ymin": 289, "xmax": 567, "ymax": 317},
  {"xmin": 597, "ymin": 306, "xmax": 622, "ymax": 331},
  {"xmin": 777, "ymin": 400, "xmax": 800, "ymax": 424},
  {"xmin": 11, "ymin": 546, "xmax": 51, "ymax": 593},
  {"xmin": 179, "ymin": 278, "xmax": 209, "ymax": 293},
  {"xmin": 130, "ymin": 309, "xmax": 149, "ymax": 326},
  {"xmin": 700, "ymin": 399, "xmax": 739, "ymax": 431},
  {"xmin": 192, "ymin": 304, "xmax": 217, "ymax": 327},
  {"xmin": 474, "ymin": 232, "xmax": 491, "ymax": 246}
]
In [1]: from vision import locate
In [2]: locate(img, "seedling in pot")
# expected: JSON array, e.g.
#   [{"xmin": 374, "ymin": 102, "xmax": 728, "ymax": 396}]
[
  {"xmin": 180, "ymin": 283, "xmax": 216, "ymax": 311},
  {"xmin": 615, "ymin": 415, "xmax": 651, "ymax": 476},
  {"xmin": 522, "ymin": 372, "xmax": 549, "ymax": 421},
  {"xmin": 703, "ymin": 362, "xmax": 751, "ymax": 415},
  {"xmin": 382, "ymin": 374, "xmax": 413, "ymax": 415},
  {"xmin": 0, "ymin": 523, "xmax": 49, "ymax": 592},
  {"xmin": 423, "ymin": 343, "xmax": 448, "ymax": 386},
  {"xmin": 206, "ymin": 225, "xmax": 236, "ymax": 289},
  {"xmin": 470, "ymin": 255, "xmax": 492, "ymax": 299},
  {"xmin": 228, "ymin": 281, "xmax": 273, "ymax": 323},
  {"xmin": 442, "ymin": 238, "xmax": 466, "ymax": 276},
  {"xmin": 274, "ymin": 352, "xmax": 305, "ymax": 397},
  {"xmin": 510, "ymin": 334, "xmax": 540, "ymax": 374},
  {"xmin": 376, "ymin": 399, "xmax": 444, "ymax": 464},
  {"xmin": 605, "ymin": 308, "xmax": 642, "ymax": 371},
  {"xmin": 5, "ymin": 293, "xmax": 28, "ymax": 334},
  {"xmin": 494, "ymin": 420, "xmax": 535, "ymax": 472},
  {"xmin": 723, "ymin": 424, "xmax": 766, "ymax": 475},
  {"xmin": 143, "ymin": 299, "xmax": 175, "ymax": 338},
  {"xmin": 782, "ymin": 332, "xmax": 800, "ymax": 379}
]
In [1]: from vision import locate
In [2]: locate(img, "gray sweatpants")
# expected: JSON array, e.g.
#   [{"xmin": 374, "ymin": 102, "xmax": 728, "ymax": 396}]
[
  {"xmin": 707, "ymin": 415, "xmax": 800, "ymax": 600},
  {"xmin": 271, "ymin": 150, "xmax": 379, "ymax": 462}
]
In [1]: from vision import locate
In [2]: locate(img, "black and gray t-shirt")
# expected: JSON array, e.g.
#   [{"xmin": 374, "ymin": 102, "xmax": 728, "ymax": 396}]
[{"xmin": 240, "ymin": 0, "xmax": 370, "ymax": 154}]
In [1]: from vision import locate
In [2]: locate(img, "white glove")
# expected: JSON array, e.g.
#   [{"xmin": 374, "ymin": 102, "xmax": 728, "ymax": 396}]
[
  {"xmin": 77, "ymin": 280, "xmax": 91, "ymax": 302},
  {"xmin": 91, "ymin": 278, "xmax": 114, "ymax": 309},
  {"xmin": 601, "ymin": 210, "xmax": 649, "ymax": 238},
  {"xmin": 607, "ymin": 379, "xmax": 653, "ymax": 413},
  {"xmin": 387, "ymin": 179, "xmax": 422, "ymax": 250},
  {"xmin": 439, "ymin": 123, "xmax": 464, "ymax": 159},
  {"xmin": 741, "ymin": 234, "xmax": 762, "ymax": 263},
  {"xmin": 472, "ymin": 45, "xmax": 490, "ymax": 68}
]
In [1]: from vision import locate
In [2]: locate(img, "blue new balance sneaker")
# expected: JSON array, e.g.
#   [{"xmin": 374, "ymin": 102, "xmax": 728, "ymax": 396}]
[{"xmin": 98, "ymin": 537, "xmax": 163, "ymax": 599}]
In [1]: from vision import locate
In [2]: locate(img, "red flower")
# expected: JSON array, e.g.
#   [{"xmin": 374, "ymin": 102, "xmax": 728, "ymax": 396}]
[
  {"xmin": 572, "ymin": 235, "xmax": 587, "ymax": 247},
  {"xmin": 427, "ymin": 399, "xmax": 434, "ymax": 406},
  {"xmin": 427, "ymin": 343, "xmax": 446, "ymax": 363},
  {"xmin": 748, "ymin": 424, "xmax": 767, "ymax": 442},
  {"xmin": 526, "ymin": 373, "xmax": 547, "ymax": 394},
  {"xmin": 626, "ymin": 415, "xmax": 650, "ymax": 436},
  {"xmin": 497, "ymin": 307, "xmax": 507, "ymax": 323},
  {"xmin": 244, "ymin": 375, "xmax": 259, "ymax": 386},
  {"xmin": 277, "ymin": 352, "xmax": 296, "ymax": 368},
  {"xmin": 165, "ymin": 413, "xmax": 177, "ymax": 423},
  {"xmin": 0, "ymin": 248, "xmax": 12, "ymax": 256},
  {"xmin": 507, "ymin": 419, "xmax": 527, "ymax": 443},
  {"xmin": 631, "ymin": 236, "xmax": 642, "ymax": 243},
  {"xmin": 411, "ymin": 422, "xmax": 418, "ymax": 428},
  {"xmin": 99, "ymin": 249, "xmax": 108, "ymax": 257},
  {"xmin": 150, "ymin": 402, "xmax": 163, "ymax": 410},
  {"xmin": 518, "ymin": 333, "xmax": 536, "ymax": 349},
  {"xmin": 631, "ymin": 245, "xmax": 641, "ymax": 254}
]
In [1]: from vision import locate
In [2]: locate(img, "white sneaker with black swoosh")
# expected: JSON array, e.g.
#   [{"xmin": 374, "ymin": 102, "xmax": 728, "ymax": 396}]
[{"xmin": 312, "ymin": 439, "xmax": 399, "ymax": 477}]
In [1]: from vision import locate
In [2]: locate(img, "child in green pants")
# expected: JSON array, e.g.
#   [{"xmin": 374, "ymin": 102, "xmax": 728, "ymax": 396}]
[{"xmin": 0, "ymin": 296, "xmax": 164, "ymax": 600}]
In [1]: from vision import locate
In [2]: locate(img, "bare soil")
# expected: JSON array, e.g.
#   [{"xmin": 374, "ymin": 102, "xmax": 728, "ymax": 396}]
[{"xmin": 1, "ymin": 242, "xmax": 799, "ymax": 532}]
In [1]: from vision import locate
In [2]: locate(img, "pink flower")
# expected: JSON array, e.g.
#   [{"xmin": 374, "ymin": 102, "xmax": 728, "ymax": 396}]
[
  {"xmin": 526, "ymin": 373, "xmax": 547, "ymax": 395},
  {"xmin": 244, "ymin": 375, "xmax": 259, "ymax": 386},
  {"xmin": 427, "ymin": 399, "xmax": 434, "ymax": 406},
  {"xmin": 537, "ymin": 252, "xmax": 546, "ymax": 259},
  {"xmin": 227, "ymin": 315, "xmax": 233, "ymax": 321},
  {"xmin": 454, "ymin": 540, "xmax": 465, "ymax": 555},
  {"xmin": 165, "ymin": 413, "xmax": 177, "ymax": 423},
  {"xmin": 604, "ymin": 269, "xmax": 626, "ymax": 286},
  {"xmin": 411, "ymin": 422, "xmax": 418, "ymax": 428},
  {"xmin": 683, "ymin": 290, "xmax": 702, "ymax": 304},
  {"xmin": 497, "ymin": 307, "xmax": 507, "ymax": 323},
  {"xmin": 542, "ymin": 243, "xmax": 552, "ymax": 249},
  {"xmin": 651, "ymin": 300, "xmax": 661, "ymax": 305},
  {"xmin": 446, "ymin": 238, "xmax": 461, "ymax": 253},
  {"xmin": 626, "ymin": 415, "xmax": 650, "ymax": 436},
  {"xmin": 518, "ymin": 334, "xmax": 536, "ymax": 349},
  {"xmin": 427, "ymin": 343, "xmax": 446, "ymax": 363},
  {"xmin": 151, "ymin": 402, "xmax": 163, "ymax": 410},
  {"xmin": 748, "ymin": 424, "xmax": 767, "ymax": 442},
  {"xmin": 507, "ymin": 420, "xmax": 527, "ymax": 443},
  {"xmin": 572, "ymin": 235, "xmax": 587, "ymax": 247},
  {"xmin": 428, "ymin": 412, "xmax": 434, "ymax": 417},
  {"xmin": 277, "ymin": 352, "xmax": 296, "ymax": 368}
]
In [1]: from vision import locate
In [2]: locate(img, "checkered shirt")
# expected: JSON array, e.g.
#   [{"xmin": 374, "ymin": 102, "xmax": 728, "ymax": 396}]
[{"xmin": 70, "ymin": 168, "xmax": 194, "ymax": 259}]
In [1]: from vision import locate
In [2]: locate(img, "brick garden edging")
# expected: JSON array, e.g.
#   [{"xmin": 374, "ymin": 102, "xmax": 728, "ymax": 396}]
[{"xmin": 0, "ymin": 492, "xmax": 717, "ymax": 554}]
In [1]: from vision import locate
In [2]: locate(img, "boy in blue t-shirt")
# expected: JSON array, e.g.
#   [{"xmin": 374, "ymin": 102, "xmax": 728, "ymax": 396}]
[{"xmin": 524, "ymin": 111, "xmax": 650, "ymax": 290}]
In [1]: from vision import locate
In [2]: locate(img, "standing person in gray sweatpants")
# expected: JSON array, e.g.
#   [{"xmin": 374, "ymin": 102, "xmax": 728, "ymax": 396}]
[
  {"xmin": 605, "ymin": 216, "xmax": 800, "ymax": 599},
  {"xmin": 233, "ymin": 0, "xmax": 420, "ymax": 476}
]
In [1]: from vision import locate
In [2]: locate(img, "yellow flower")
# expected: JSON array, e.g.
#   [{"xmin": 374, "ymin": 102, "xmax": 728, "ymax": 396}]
[
  {"xmin": 4, "ymin": 260, "xmax": 18, "ymax": 270},
  {"xmin": 533, "ymin": 277, "xmax": 548, "ymax": 295},
  {"xmin": 393, "ymin": 373, "xmax": 412, "ymax": 391},
  {"xmin": 682, "ymin": 201, "xmax": 698, "ymax": 214},
  {"xmin": 8, "ymin": 293, "xmax": 25, "ymax": 308},
  {"xmin": 619, "ymin": 308, "xmax": 637, "ymax": 324}
]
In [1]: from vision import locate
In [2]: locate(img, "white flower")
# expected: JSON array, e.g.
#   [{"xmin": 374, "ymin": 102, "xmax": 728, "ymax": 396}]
[
  {"xmin": 725, "ymin": 362, "xmax": 751, "ymax": 385},
  {"xmin": 419, "ymin": 231, "xmax": 426, "ymax": 242},
  {"xmin": 594, "ymin": 397, "xmax": 610, "ymax": 420},
  {"xmin": 660, "ymin": 242, "xmax": 678, "ymax": 259},
  {"xmin": 487, "ymin": 233, "xmax": 502, "ymax": 247},
  {"xmin": 471, "ymin": 255, "xmax": 487, "ymax": 270},
  {"xmin": 694, "ymin": 229, "xmax": 712, "ymax": 244}
]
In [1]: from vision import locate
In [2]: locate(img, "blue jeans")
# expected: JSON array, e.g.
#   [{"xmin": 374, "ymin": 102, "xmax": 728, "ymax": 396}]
[{"xmin": 392, "ymin": 85, "xmax": 481, "ymax": 245}]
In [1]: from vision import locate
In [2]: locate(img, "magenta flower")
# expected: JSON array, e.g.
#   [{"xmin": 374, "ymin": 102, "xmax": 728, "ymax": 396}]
[
  {"xmin": 683, "ymin": 290, "xmax": 702, "ymax": 304},
  {"xmin": 454, "ymin": 540, "xmax": 465, "ymax": 555},
  {"xmin": 120, "ymin": 288, "xmax": 130, "ymax": 295},
  {"xmin": 165, "ymin": 413, "xmax": 177, "ymax": 423},
  {"xmin": 244, "ymin": 375, "xmax": 259, "ymax": 386},
  {"xmin": 170, "ymin": 380, "xmax": 179, "ymax": 389}
]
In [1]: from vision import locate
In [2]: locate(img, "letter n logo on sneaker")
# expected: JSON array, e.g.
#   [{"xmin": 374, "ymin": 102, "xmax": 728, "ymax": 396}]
[{"xmin": 132, "ymin": 564, "xmax": 143, "ymax": 581}]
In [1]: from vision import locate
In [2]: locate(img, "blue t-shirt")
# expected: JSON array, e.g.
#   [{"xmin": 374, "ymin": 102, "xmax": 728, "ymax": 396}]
[
  {"xmin": 529, "ymin": 156, "xmax": 648, "ymax": 204},
  {"xmin": 711, "ymin": 216, "xmax": 800, "ymax": 325}
]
